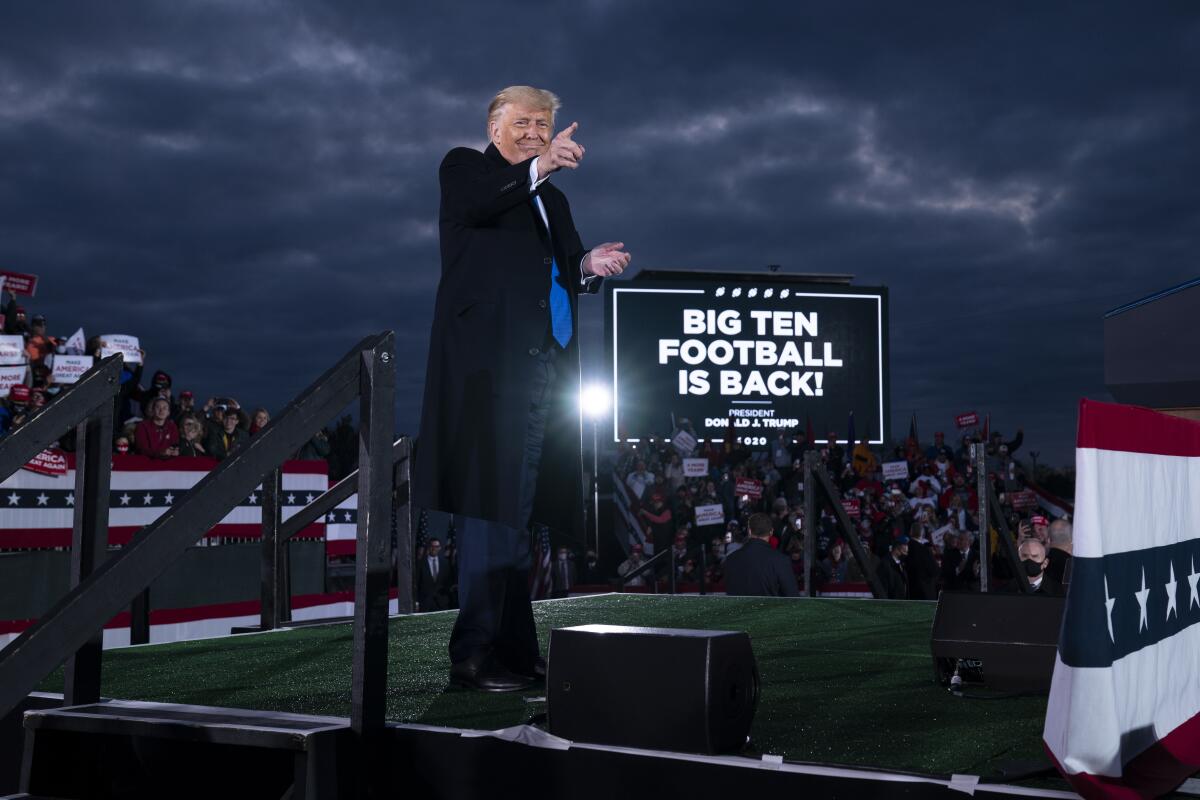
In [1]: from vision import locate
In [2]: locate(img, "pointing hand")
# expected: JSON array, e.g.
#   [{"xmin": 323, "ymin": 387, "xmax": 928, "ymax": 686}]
[{"xmin": 538, "ymin": 122, "xmax": 585, "ymax": 180}]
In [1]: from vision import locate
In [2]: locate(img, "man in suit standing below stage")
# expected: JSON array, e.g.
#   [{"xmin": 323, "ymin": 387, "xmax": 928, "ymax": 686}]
[
  {"xmin": 415, "ymin": 86, "xmax": 631, "ymax": 691},
  {"xmin": 416, "ymin": 538, "xmax": 454, "ymax": 612},
  {"xmin": 878, "ymin": 534, "xmax": 909, "ymax": 599},
  {"xmin": 724, "ymin": 513, "xmax": 800, "ymax": 597}
]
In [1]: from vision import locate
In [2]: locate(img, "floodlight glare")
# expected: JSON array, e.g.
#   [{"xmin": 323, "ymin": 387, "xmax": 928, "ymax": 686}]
[{"xmin": 580, "ymin": 384, "xmax": 611, "ymax": 419}]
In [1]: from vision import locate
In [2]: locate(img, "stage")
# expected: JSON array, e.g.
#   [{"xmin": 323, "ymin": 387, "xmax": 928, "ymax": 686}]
[{"xmin": 6, "ymin": 594, "xmax": 1114, "ymax": 797}]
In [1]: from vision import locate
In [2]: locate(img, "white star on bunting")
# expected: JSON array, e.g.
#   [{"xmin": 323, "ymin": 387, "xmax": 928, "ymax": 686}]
[
  {"xmin": 305, "ymin": 493, "xmax": 315, "ymax": 504},
  {"xmin": 164, "ymin": 493, "xmax": 174, "ymax": 505},
  {"xmin": 1188, "ymin": 557, "xmax": 1200, "ymax": 610},
  {"xmin": 142, "ymin": 493, "xmax": 154, "ymax": 505},
  {"xmin": 6, "ymin": 493, "xmax": 19, "ymax": 506},
  {"xmin": 119, "ymin": 493, "xmax": 131, "ymax": 506},
  {"xmin": 1166, "ymin": 561, "xmax": 1179, "ymax": 621},
  {"xmin": 65, "ymin": 494, "xmax": 74, "ymax": 506},
  {"xmin": 287, "ymin": 493, "xmax": 296, "ymax": 505},
  {"xmin": 1135, "ymin": 568, "xmax": 1151, "ymax": 633},
  {"xmin": 249, "ymin": 493, "xmax": 258, "ymax": 505},
  {"xmin": 343, "ymin": 511, "xmax": 352, "ymax": 521},
  {"xmin": 36, "ymin": 493, "xmax": 48, "ymax": 506},
  {"xmin": 1104, "ymin": 575, "xmax": 1117, "ymax": 643}
]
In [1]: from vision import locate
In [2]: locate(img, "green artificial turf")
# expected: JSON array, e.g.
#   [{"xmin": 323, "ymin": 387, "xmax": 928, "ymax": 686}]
[{"xmin": 38, "ymin": 595, "xmax": 1053, "ymax": 780}]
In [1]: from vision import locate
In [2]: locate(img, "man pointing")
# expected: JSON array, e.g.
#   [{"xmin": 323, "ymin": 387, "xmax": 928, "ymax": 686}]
[{"xmin": 416, "ymin": 86, "xmax": 630, "ymax": 691}]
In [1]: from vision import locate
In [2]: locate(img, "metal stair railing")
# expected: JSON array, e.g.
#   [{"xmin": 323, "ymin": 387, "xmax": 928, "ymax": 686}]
[
  {"xmin": 0, "ymin": 332, "xmax": 397, "ymax": 760},
  {"xmin": 259, "ymin": 436, "xmax": 414, "ymax": 629},
  {"xmin": 802, "ymin": 450, "xmax": 886, "ymax": 599},
  {"xmin": 618, "ymin": 547, "xmax": 672, "ymax": 593},
  {"xmin": 0, "ymin": 354, "xmax": 122, "ymax": 709}
]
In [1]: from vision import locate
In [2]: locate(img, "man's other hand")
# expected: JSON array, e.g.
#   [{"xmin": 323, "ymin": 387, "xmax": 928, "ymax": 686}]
[
  {"xmin": 582, "ymin": 242, "xmax": 631, "ymax": 277},
  {"xmin": 537, "ymin": 122, "xmax": 584, "ymax": 180}
]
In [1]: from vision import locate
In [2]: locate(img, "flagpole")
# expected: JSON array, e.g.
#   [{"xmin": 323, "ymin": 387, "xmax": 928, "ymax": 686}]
[{"xmin": 973, "ymin": 442, "xmax": 989, "ymax": 592}]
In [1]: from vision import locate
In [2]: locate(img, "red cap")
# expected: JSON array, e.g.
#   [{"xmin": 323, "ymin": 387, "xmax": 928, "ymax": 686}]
[
  {"xmin": 631, "ymin": 543, "xmax": 644, "ymax": 553},
  {"xmin": 180, "ymin": 390, "xmax": 194, "ymax": 399},
  {"xmin": 1032, "ymin": 514, "xmax": 1049, "ymax": 526},
  {"xmin": 9, "ymin": 384, "xmax": 30, "ymax": 403}
]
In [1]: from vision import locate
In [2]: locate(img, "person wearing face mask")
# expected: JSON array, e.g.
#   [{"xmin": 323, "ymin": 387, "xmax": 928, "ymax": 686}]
[
  {"xmin": 1004, "ymin": 539, "xmax": 1063, "ymax": 596},
  {"xmin": 618, "ymin": 544, "xmax": 648, "ymax": 587},
  {"xmin": 877, "ymin": 534, "xmax": 909, "ymax": 599}
]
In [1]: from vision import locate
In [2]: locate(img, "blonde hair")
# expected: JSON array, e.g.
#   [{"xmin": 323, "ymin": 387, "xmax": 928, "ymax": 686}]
[{"xmin": 486, "ymin": 85, "xmax": 561, "ymax": 135}]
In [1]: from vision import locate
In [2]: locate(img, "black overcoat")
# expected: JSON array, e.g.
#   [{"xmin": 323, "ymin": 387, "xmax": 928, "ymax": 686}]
[{"xmin": 414, "ymin": 143, "xmax": 599, "ymax": 539}]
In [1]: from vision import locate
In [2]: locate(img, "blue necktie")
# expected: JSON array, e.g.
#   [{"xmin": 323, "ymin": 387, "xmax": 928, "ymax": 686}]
[{"xmin": 549, "ymin": 257, "xmax": 572, "ymax": 348}]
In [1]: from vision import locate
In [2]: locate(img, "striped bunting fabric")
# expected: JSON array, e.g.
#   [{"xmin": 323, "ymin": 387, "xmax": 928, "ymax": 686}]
[{"xmin": 1044, "ymin": 399, "xmax": 1200, "ymax": 798}]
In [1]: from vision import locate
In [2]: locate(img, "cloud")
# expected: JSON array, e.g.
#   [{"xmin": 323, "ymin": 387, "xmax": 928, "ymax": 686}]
[{"xmin": 0, "ymin": 1, "xmax": 1197, "ymax": 465}]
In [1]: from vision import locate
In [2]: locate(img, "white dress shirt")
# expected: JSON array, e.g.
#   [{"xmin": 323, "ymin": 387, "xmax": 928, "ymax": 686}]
[{"xmin": 529, "ymin": 157, "xmax": 600, "ymax": 290}]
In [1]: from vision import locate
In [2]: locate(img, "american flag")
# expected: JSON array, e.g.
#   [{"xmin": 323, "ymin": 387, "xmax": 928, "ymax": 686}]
[{"xmin": 529, "ymin": 524, "xmax": 552, "ymax": 600}]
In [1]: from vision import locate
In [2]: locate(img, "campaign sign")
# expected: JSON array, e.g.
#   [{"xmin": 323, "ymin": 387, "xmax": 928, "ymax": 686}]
[
  {"xmin": 63, "ymin": 328, "xmax": 87, "ymax": 355},
  {"xmin": 0, "ymin": 270, "xmax": 38, "ymax": 297},
  {"xmin": 683, "ymin": 457, "xmax": 709, "ymax": 477},
  {"xmin": 881, "ymin": 460, "xmax": 909, "ymax": 481},
  {"xmin": 0, "ymin": 365, "xmax": 27, "ymax": 397},
  {"xmin": 24, "ymin": 449, "xmax": 68, "ymax": 477},
  {"xmin": 841, "ymin": 498, "xmax": 862, "ymax": 520},
  {"xmin": 672, "ymin": 428, "xmax": 697, "ymax": 455},
  {"xmin": 100, "ymin": 334, "xmax": 141, "ymax": 364},
  {"xmin": 694, "ymin": 503, "xmax": 725, "ymax": 527},
  {"xmin": 50, "ymin": 355, "xmax": 93, "ymax": 384},
  {"xmin": 605, "ymin": 274, "xmax": 889, "ymax": 446},
  {"xmin": 735, "ymin": 477, "xmax": 763, "ymax": 499},
  {"xmin": 1010, "ymin": 489, "xmax": 1039, "ymax": 511},
  {"xmin": 0, "ymin": 335, "xmax": 26, "ymax": 366},
  {"xmin": 955, "ymin": 412, "xmax": 979, "ymax": 429}
]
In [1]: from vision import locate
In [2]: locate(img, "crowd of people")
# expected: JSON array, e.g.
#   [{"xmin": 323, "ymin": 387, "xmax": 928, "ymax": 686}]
[
  {"xmin": 5, "ymin": 294, "xmax": 1073, "ymax": 602},
  {"xmin": 0, "ymin": 291, "xmax": 329, "ymax": 462},
  {"xmin": 610, "ymin": 420, "xmax": 1073, "ymax": 599}
]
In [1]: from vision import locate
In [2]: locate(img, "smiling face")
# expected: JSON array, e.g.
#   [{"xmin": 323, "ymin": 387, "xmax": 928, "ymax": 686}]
[
  {"xmin": 489, "ymin": 102, "xmax": 553, "ymax": 165},
  {"xmin": 182, "ymin": 418, "xmax": 203, "ymax": 441}
]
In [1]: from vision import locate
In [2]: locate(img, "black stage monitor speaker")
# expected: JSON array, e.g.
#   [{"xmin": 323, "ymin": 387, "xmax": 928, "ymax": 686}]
[
  {"xmin": 930, "ymin": 591, "xmax": 1065, "ymax": 692},
  {"xmin": 547, "ymin": 624, "xmax": 758, "ymax": 754}
]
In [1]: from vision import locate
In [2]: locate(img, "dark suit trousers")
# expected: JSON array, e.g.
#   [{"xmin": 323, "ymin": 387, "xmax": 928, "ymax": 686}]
[{"xmin": 449, "ymin": 347, "xmax": 558, "ymax": 669}]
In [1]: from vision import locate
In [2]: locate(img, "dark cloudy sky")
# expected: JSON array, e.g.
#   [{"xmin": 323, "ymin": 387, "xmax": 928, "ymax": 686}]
[{"xmin": 2, "ymin": 2, "xmax": 1198, "ymax": 466}]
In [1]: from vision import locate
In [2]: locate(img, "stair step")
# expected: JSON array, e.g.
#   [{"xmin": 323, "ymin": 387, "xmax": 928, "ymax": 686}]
[
  {"xmin": 21, "ymin": 700, "xmax": 350, "ymax": 799},
  {"xmin": 25, "ymin": 700, "xmax": 348, "ymax": 749}
]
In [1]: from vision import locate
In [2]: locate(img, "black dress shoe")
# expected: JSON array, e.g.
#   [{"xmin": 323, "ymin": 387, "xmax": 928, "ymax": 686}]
[
  {"xmin": 507, "ymin": 655, "xmax": 546, "ymax": 682},
  {"xmin": 450, "ymin": 652, "xmax": 535, "ymax": 692}
]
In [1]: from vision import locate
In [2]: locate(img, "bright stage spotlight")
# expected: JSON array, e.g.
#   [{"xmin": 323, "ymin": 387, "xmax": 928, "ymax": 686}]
[{"xmin": 580, "ymin": 384, "xmax": 611, "ymax": 419}]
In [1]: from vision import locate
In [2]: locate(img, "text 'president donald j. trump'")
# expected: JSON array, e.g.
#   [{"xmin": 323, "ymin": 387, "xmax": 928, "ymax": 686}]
[{"xmin": 415, "ymin": 86, "xmax": 631, "ymax": 691}]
